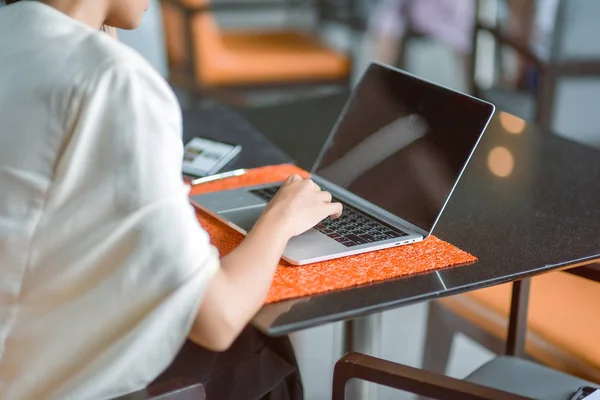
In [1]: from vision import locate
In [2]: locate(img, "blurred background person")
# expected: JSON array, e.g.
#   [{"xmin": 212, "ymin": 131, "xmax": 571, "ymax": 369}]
[{"xmin": 369, "ymin": 0, "xmax": 476, "ymax": 79}]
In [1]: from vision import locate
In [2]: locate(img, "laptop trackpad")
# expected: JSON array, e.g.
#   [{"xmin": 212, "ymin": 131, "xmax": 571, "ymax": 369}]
[{"xmin": 219, "ymin": 206, "xmax": 264, "ymax": 233}]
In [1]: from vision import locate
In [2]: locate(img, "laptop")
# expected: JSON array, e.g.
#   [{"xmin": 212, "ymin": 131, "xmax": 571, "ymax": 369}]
[{"xmin": 191, "ymin": 62, "xmax": 495, "ymax": 265}]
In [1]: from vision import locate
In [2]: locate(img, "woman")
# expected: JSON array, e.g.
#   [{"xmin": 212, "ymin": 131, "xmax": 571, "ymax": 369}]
[
  {"xmin": 0, "ymin": 1, "xmax": 342, "ymax": 399},
  {"xmin": 370, "ymin": 0, "xmax": 475, "ymax": 68}
]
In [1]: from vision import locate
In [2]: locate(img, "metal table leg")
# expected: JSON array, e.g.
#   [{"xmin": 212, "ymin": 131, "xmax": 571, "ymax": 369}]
[
  {"xmin": 342, "ymin": 314, "xmax": 383, "ymax": 399},
  {"xmin": 506, "ymin": 278, "xmax": 531, "ymax": 356}
]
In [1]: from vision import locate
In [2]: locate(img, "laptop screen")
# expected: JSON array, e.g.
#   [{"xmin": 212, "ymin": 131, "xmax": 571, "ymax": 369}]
[{"xmin": 313, "ymin": 63, "xmax": 494, "ymax": 234}]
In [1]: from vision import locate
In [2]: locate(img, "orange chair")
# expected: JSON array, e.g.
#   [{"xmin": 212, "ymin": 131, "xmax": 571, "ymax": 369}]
[
  {"xmin": 161, "ymin": 0, "xmax": 353, "ymax": 102},
  {"xmin": 422, "ymin": 270, "xmax": 600, "ymax": 384}
]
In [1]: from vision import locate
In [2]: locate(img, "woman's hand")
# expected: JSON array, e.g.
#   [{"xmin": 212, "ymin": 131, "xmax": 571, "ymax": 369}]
[
  {"xmin": 258, "ymin": 174, "xmax": 343, "ymax": 239},
  {"xmin": 191, "ymin": 174, "xmax": 342, "ymax": 351},
  {"xmin": 190, "ymin": 175, "xmax": 342, "ymax": 351}
]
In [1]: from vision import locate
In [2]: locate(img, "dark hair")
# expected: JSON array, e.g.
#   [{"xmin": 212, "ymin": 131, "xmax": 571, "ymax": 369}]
[{"xmin": 4, "ymin": 0, "xmax": 24, "ymax": 4}]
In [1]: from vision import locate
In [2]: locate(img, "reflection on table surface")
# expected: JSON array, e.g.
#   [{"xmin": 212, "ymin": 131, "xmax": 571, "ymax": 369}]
[{"xmin": 245, "ymin": 94, "xmax": 600, "ymax": 335}]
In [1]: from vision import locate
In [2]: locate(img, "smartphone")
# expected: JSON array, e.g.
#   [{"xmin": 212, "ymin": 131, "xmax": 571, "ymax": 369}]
[
  {"xmin": 182, "ymin": 137, "xmax": 242, "ymax": 178},
  {"xmin": 570, "ymin": 386, "xmax": 599, "ymax": 400}
]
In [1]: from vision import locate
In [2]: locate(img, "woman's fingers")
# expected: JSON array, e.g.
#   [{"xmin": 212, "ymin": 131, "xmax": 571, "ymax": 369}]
[
  {"xmin": 327, "ymin": 202, "xmax": 344, "ymax": 219},
  {"xmin": 285, "ymin": 174, "xmax": 303, "ymax": 184},
  {"xmin": 318, "ymin": 191, "xmax": 333, "ymax": 203}
]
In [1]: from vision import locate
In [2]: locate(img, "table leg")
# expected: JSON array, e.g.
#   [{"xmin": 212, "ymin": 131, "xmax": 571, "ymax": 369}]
[
  {"xmin": 342, "ymin": 314, "xmax": 383, "ymax": 399},
  {"xmin": 505, "ymin": 278, "xmax": 531, "ymax": 356}
]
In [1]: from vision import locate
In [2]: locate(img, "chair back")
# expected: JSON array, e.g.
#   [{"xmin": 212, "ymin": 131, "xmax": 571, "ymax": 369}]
[{"xmin": 162, "ymin": 0, "xmax": 223, "ymax": 78}]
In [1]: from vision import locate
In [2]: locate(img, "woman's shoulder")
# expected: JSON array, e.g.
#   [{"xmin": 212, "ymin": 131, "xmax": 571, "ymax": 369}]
[
  {"xmin": 78, "ymin": 32, "xmax": 166, "ymax": 86},
  {"xmin": 1, "ymin": 2, "xmax": 177, "ymax": 110},
  {"xmin": 1, "ymin": 2, "xmax": 165, "ymax": 86},
  {"xmin": 71, "ymin": 32, "xmax": 180, "ymax": 114}
]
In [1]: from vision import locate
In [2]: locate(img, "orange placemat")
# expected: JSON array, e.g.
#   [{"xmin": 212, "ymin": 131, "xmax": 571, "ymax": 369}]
[{"xmin": 190, "ymin": 164, "xmax": 477, "ymax": 304}]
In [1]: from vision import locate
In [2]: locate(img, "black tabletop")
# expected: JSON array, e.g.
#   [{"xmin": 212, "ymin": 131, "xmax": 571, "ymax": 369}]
[
  {"xmin": 182, "ymin": 102, "xmax": 292, "ymax": 171},
  {"xmin": 236, "ymin": 93, "xmax": 600, "ymax": 336},
  {"xmin": 233, "ymin": 94, "xmax": 348, "ymax": 170}
]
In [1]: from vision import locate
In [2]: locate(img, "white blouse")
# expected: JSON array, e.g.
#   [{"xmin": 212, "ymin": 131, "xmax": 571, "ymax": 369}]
[{"xmin": 0, "ymin": 2, "xmax": 219, "ymax": 399}]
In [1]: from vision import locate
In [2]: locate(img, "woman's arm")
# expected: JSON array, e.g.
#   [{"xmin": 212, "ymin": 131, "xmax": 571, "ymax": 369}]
[
  {"xmin": 87, "ymin": 58, "xmax": 340, "ymax": 352},
  {"xmin": 189, "ymin": 175, "xmax": 342, "ymax": 351}
]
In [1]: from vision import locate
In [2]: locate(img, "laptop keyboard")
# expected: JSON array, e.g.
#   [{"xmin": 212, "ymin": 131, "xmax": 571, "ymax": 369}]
[{"xmin": 250, "ymin": 186, "xmax": 409, "ymax": 247}]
